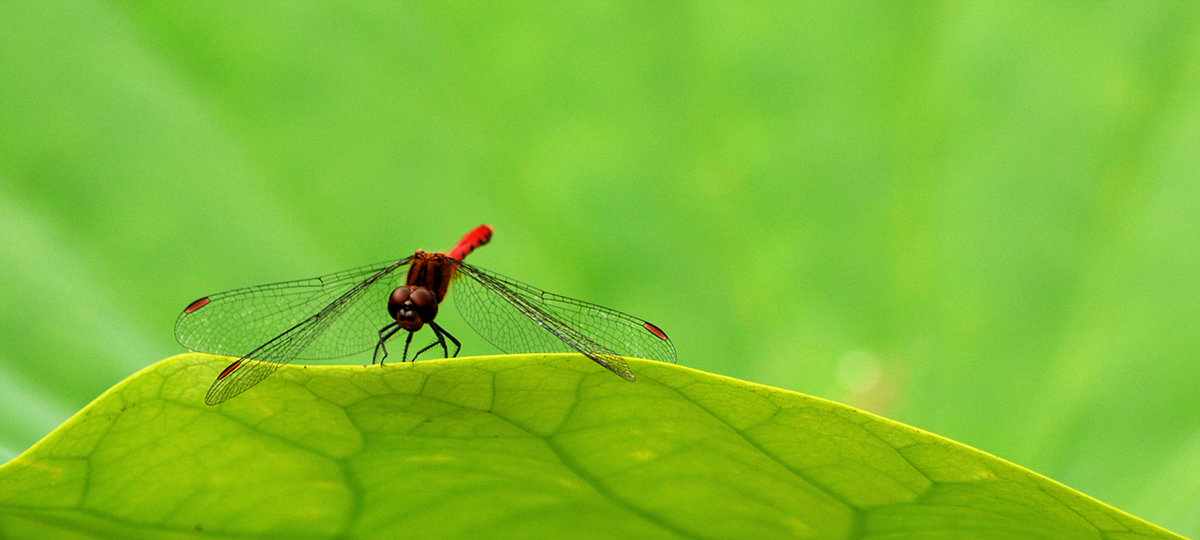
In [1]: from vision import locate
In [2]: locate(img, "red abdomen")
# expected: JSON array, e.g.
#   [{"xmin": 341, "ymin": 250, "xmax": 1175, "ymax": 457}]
[{"xmin": 449, "ymin": 225, "xmax": 493, "ymax": 260}]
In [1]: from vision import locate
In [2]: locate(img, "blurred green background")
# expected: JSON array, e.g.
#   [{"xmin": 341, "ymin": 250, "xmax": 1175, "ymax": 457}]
[{"xmin": 1, "ymin": 1, "xmax": 1198, "ymax": 535}]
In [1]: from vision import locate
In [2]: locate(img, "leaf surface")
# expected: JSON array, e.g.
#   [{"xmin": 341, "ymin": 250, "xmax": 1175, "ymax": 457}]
[{"xmin": 0, "ymin": 354, "xmax": 1183, "ymax": 539}]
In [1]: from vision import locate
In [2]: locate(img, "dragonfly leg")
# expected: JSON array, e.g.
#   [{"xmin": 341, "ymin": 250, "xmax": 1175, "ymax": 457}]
[
  {"xmin": 373, "ymin": 322, "xmax": 401, "ymax": 365},
  {"xmin": 430, "ymin": 321, "xmax": 461, "ymax": 358},
  {"xmin": 401, "ymin": 330, "xmax": 415, "ymax": 363},
  {"xmin": 411, "ymin": 335, "xmax": 443, "ymax": 361}
]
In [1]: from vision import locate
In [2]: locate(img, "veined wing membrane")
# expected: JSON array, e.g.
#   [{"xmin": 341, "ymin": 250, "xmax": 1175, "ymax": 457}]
[
  {"xmin": 175, "ymin": 259, "xmax": 412, "ymax": 360},
  {"xmin": 199, "ymin": 258, "xmax": 415, "ymax": 405},
  {"xmin": 451, "ymin": 261, "xmax": 677, "ymax": 381}
]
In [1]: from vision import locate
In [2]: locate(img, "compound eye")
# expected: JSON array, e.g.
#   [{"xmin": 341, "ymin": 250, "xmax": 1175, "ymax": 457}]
[
  {"xmin": 410, "ymin": 288, "xmax": 438, "ymax": 321},
  {"xmin": 388, "ymin": 287, "xmax": 412, "ymax": 319}
]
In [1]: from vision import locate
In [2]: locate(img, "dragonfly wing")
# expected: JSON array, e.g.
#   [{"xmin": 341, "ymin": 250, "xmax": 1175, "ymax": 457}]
[
  {"xmin": 203, "ymin": 312, "xmax": 329, "ymax": 405},
  {"xmin": 450, "ymin": 261, "xmax": 677, "ymax": 381},
  {"xmin": 199, "ymin": 258, "xmax": 415, "ymax": 405},
  {"xmin": 175, "ymin": 258, "xmax": 412, "ymax": 360}
]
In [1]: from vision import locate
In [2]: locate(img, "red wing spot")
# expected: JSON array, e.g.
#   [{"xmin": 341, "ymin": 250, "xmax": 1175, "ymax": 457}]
[
  {"xmin": 644, "ymin": 322, "xmax": 670, "ymax": 341},
  {"xmin": 217, "ymin": 359, "xmax": 243, "ymax": 380},
  {"xmin": 184, "ymin": 297, "xmax": 211, "ymax": 313}
]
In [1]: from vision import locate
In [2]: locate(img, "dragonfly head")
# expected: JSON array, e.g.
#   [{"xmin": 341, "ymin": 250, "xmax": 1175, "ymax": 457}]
[{"xmin": 388, "ymin": 286, "xmax": 439, "ymax": 331}]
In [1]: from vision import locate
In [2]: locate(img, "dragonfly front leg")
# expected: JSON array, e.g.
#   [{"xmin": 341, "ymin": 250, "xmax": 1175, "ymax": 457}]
[{"xmin": 373, "ymin": 322, "xmax": 401, "ymax": 365}]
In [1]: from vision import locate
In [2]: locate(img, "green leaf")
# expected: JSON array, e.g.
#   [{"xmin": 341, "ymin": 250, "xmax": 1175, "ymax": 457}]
[{"xmin": 0, "ymin": 354, "xmax": 1183, "ymax": 539}]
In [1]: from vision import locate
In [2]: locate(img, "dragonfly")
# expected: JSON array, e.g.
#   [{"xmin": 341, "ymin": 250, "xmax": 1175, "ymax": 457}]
[{"xmin": 175, "ymin": 225, "xmax": 676, "ymax": 405}]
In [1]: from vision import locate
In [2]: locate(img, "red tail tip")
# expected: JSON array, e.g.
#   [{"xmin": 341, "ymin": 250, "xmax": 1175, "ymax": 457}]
[
  {"xmin": 450, "ymin": 225, "xmax": 494, "ymax": 260},
  {"xmin": 470, "ymin": 224, "xmax": 494, "ymax": 243}
]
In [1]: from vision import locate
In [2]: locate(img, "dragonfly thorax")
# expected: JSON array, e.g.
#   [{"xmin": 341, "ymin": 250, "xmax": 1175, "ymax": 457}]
[{"xmin": 388, "ymin": 286, "xmax": 438, "ymax": 331}]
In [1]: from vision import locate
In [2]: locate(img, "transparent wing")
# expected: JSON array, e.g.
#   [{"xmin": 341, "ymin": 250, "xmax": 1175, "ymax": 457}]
[
  {"xmin": 196, "ymin": 258, "xmax": 414, "ymax": 405},
  {"xmin": 175, "ymin": 259, "xmax": 411, "ymax": 360},
  {"xmin": 451, "ymin": 261, "xmax": 676, "ymax": 381}
]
